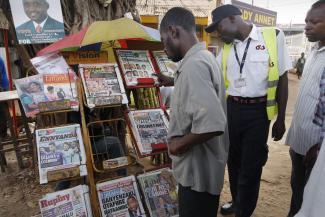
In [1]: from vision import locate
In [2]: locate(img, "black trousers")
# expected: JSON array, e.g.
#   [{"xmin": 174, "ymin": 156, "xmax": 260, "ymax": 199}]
[
  {"xmin": 227, "ymin": 98, "xmax": 270, "ymax": 217},
  {"xmin": 0, "ymin": 102, "xmax": 8, "ymax": 138},
  {"xmin": 178, "ymin": 184, "xmax": 220, "ymax": 217},
  {"xmin": 287, "ymin": 149, "xmax": 314, "ymax": 217}
]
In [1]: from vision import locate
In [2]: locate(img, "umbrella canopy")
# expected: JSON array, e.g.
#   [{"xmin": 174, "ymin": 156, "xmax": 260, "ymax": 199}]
[{"xmin": 37, "ymin": 17, "xmax": 161, "ymax": 56}]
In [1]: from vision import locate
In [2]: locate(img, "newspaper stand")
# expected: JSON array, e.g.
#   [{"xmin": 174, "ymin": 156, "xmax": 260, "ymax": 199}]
[{"xmin": 0, "ymin": 91, "xmax": 34, "ymax": 172}]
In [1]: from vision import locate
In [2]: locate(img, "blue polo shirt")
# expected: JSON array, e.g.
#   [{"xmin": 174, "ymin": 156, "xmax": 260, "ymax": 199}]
[{"xmin": 0, "ymin": 57, "xmax": 9, "ymax": 90}]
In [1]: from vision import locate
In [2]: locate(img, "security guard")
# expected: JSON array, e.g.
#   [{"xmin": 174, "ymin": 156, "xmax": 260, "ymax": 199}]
[{"xmin": 205, "ymin": 5, "xmax": 292, "ymax": 217}]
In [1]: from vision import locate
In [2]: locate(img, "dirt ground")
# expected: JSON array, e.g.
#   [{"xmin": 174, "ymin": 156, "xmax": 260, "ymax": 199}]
[{"xmin": 0, "ymin": 73, "xmax": 301, "ymax": 217}]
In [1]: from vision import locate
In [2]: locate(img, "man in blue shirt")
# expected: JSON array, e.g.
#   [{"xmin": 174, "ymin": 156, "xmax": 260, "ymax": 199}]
[{"xmin": 0, "ymin": 57, "xmax": 9, "ymax": 138}]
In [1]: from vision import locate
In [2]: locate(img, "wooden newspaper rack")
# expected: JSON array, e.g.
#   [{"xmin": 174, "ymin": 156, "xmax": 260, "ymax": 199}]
[{"xmin": 85, "ymin": 118, "xmax": 137, "ymax": 174}]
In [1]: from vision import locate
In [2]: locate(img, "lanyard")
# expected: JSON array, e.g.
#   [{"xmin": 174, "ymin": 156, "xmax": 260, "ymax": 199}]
[{"xmin": 234, "ymin": 38, "xmax": 252, "ymax": 76}]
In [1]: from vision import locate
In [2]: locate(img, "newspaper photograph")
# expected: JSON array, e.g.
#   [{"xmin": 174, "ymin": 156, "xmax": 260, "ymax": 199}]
[
  {"xmin": 31, "ymin": 53, "xmax": 79, "ymax": 110},
  {"xmin": 14, "ymin": 74, "xmax": 47, "ymax": 117},
  {"xmin": 79, "ymin": 63, "xmax": 128, "ymax": 107},
  {"xmin": 39, "ymin": 185, "xmax": 93, "ymax": 217},
  {"xmin": 116, "ymin": 50, "xmax": 158, "ymax": 86},
  {"xmin": 138, "ymin": 169, "xmax": 179, "ymax": 217},
  {"xmin": 128, "ymin": 109, "xmax": 169, "ymax": 155},
  {"xmin": 36, "ymin": 124, "xmax": 87, "ymax": 184},
  {"xmin": 9, "ymin": 0, "xmax": 65, "ymax": 44},
  {"xmin": 97, "ymin": 175, "xmax": 146, "ymax": 217},
  {"xmin": 152, "ymin": 51, "xmax": 177, "ymax": 78}
]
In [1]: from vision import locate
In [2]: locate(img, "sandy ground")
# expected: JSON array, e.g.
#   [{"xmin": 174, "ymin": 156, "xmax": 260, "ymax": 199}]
[{"xmin": 0, "ymin": 73, "xmax": 301, "ymax": 217}]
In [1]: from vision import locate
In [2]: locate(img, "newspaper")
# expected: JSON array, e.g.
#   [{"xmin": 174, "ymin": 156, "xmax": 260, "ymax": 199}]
[
  {"xmin": 36, "ymin": 124, "xmax": 87, "ymax": 184},
  {"xmin": 138, "ymin": 169, "xmax": 179, "ymax": 217},
  {"xmin": 79, "ymin": 63, "xmax": 128, "ymax": 108},
  {"xmin": 128, "ymin": 109, "xmax": 169, "ymax": 155},
  {"xmin": 97, "ymin": 175, "xmax": 146, "ymax": 217},
  {"xmin": 14, "ymin": 74, "xmax": 47, "ymax": 117},
  {"xmin": 116, "ymin": 50, "xmax": 158, "ymax": 86},
  {"xmin": 39, "ymin": 185, "xmax": 93, "ymax": 217},
  {"xmin": 152, "ymin": 51, "xmax": 177, "ymax": 78},
  {"xmin": 31, "ymin": 53, "xmax": 78, "ymax": 110}
]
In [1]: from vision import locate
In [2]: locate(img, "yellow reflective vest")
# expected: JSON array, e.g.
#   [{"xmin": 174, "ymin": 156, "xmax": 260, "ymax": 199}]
[{"xmin": 222, "ymin": 27, "xmax": 279, "ymax": 120}]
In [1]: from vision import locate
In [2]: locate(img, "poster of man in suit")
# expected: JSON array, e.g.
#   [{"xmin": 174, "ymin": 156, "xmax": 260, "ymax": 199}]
[{"xmin": 9, "ymin": 0, "xmax": 65, "ymax": 44}]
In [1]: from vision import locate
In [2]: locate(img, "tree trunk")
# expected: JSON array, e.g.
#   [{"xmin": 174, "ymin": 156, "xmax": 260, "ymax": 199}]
[{"xmin": 0, "ymin": 0, "xmax": 139, "ymax": 74}]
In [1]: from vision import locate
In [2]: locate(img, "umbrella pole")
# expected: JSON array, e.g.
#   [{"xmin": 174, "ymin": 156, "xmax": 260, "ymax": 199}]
[{"xmin": 4, "ymin": 29, "xmax": 17, "ymax": 136}]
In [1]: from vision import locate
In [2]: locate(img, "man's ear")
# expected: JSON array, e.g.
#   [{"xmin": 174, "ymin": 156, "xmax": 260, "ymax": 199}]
[
  {"xmin": 45, "ymin": 1, "xmax": 49, "ymax": 9},
  {"xmin": 168, "ymin": 25, "xmax": 179, "ymax": 39},
  {"xmin": 228, "ymin": 16, "xmax": 236, "ymax": 23}
]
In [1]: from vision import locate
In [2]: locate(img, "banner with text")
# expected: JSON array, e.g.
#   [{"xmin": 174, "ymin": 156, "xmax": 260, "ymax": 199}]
[{"xmin": 232, "ymin": 0, "xmax": 277, "ymax": 27}]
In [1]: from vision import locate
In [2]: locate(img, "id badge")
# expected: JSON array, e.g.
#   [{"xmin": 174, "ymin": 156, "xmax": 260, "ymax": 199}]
[{"xmin": 234, "ymin": 77, "xmax": 247, "ymax": 88}]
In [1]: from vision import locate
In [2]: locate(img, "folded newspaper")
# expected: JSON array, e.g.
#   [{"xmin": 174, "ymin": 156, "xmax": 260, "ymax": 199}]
[
  {"xmin": 39, "ymin": 185, "xmax": 92, "ymax": 217},
  {"xmin": 138, "ymin": 169, "xmax": 179, "ymax": 217},
  {"xmin": 79, "ymin": 63, "xmax": 128, "ymax": 108},
  {"xmin": 97, "ymin": 175, "xmax": 146, "ymax": 217},
  {"xmin": 128, "ymin": 109, "xmax": 169, "ymax": 155},
  {"xmin": 152, "ymin": 51, "xmax": 178, "ymax": 78},
  {"xmin": 36, "ymin": 124, "xmax": 87, "ymax": 184}
]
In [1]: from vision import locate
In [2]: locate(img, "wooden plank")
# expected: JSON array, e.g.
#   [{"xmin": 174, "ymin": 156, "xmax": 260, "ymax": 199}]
[{"xmin": 0, "ymin": 91, "xmax": 18, "ymax": 102}]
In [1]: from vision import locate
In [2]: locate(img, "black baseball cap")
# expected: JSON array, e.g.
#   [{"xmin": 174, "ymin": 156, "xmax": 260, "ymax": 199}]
[{"xmin": 205, "ymin": 4, "xmax": 242, "ymax": 33}]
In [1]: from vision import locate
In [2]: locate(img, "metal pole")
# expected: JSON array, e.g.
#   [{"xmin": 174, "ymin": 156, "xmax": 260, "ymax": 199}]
[
  {"xmin": 252, "ymin": 0, "xmax": 254, "ymax": 5},
  {"xmin": 3, "ymin": 29, "xmax": 17, "ymax": 136}
]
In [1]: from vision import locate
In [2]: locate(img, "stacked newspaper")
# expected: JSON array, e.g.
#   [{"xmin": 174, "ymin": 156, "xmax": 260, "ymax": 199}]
[
  {"xmin": 36, "ymin": 124, "xmax": 87, "ymax": 184},
  {"xmin": 97, "ymin": 175, "xmax": 146, "ymax": 217},
  {"xmin": 39, "ymin": 185, "xmax": 92, "ymax": 217},
  {"xmin": 128, "ymin": 109, "xmax": 169, "ymax": 155},
  {"xmin": 138, "ymin": 169, "xmax": 179, "ymax": 217},
  {"xmin": 116, "ymin": 49, "xmax": 158, "ymax": 86},
  {"xmin": 79, "ymin": 63, "xmax": 128, "ymax": 108},
  {"xmin": 31, "ymin": 53, "xmax": 79, "ymax": 109},
  {"xmin": 152, "ymin": 51, "xmax": 177, "ymax": 78}
]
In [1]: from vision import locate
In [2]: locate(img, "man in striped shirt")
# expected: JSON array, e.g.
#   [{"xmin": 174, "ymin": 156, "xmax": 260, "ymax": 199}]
[{"xmin": 285, "ymin": 1, "xmax": 325, "ymax": 216}]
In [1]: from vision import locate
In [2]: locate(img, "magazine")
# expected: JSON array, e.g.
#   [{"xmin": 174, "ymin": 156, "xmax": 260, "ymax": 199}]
[
  {"xmin": 138, "ymin": 169, "xmax": 179, "ymax": 217},
  {"xmin": 79, "ymin": 63, "xmax": 128, "ymax": 107},
  {"xmin": 115, "ymin": 50, "xmax": 158, "ymax": 86},
  {"xmin": 152, "ymin": 51, "xmax": 177, "ymax": 78},
  {"xmin": 14, "ymin": 74, "xmax": 47, "ymax": 117},
  {"xmin": 128, "ymin": 109, "xmax": 169, "ymax": 155},
  {"xmin": 39, "ymin": 185, "xmax": 92, "ymax": 217},
  {"xmin": 36, "ymin": 124, "xmax": 87, "ymax": 184},
  {"xmin": 31, "ymin": 53, "xmax": 79, "ymax": 110},
  {"xmin": 97, "ymin": 175, "xmax": 146, "ymax": 217}
]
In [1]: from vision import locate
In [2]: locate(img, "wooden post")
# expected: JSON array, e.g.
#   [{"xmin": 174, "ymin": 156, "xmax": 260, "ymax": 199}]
[
  {"xmin": 216, "ymin": 0, "xmax": 223, "ymax": 7},
  {"xmin": 78, "ymin": 79, "xmax": 101, "ymax": 217}
]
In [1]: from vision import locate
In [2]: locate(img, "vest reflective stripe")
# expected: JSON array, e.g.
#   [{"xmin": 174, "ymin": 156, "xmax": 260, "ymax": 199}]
[
  {"xmin": 222, "ymin": 43, "xmax": 232, "ymax": 91},
  {"xmin": 222, "ymin": 27, "xmax": 279, "ymax": 120}
]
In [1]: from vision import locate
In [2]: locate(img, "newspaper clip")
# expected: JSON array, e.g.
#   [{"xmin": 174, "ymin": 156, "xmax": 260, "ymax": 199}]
[
  {"xmin": 38, "ymin": 99, "xmax": 71, "ymax": 112},
  {"xmin": 102, "ymin": 156, "xmax": 132, "ymax": 170},
  {"xmin": 47, "ymin": 166, "xmax": 80, "ymax": 182}
]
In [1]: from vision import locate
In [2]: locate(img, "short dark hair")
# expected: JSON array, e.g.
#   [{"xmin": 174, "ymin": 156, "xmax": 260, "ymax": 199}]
[
  {"xmin": 160, "ymin": 7, "xmax": 196, "ymax": 32},
  {"xmin": 312, "ymin": 0, "xmax": 325, "ymax": 9}
]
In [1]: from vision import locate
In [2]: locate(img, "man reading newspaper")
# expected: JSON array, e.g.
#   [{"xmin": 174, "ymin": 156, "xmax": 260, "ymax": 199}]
[{"xmin": 158, "ymin": 7, "xmax": 229, "ymax": 217}]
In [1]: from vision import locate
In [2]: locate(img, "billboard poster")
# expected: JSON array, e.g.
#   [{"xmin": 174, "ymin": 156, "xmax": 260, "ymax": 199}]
[
  {"xmin": 232, "ymin": 0, "xmax": 277, "ymax": 26},
  {"xmin": 9, "ymin": 0, "xmax": 65, "ymax": 44}
]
